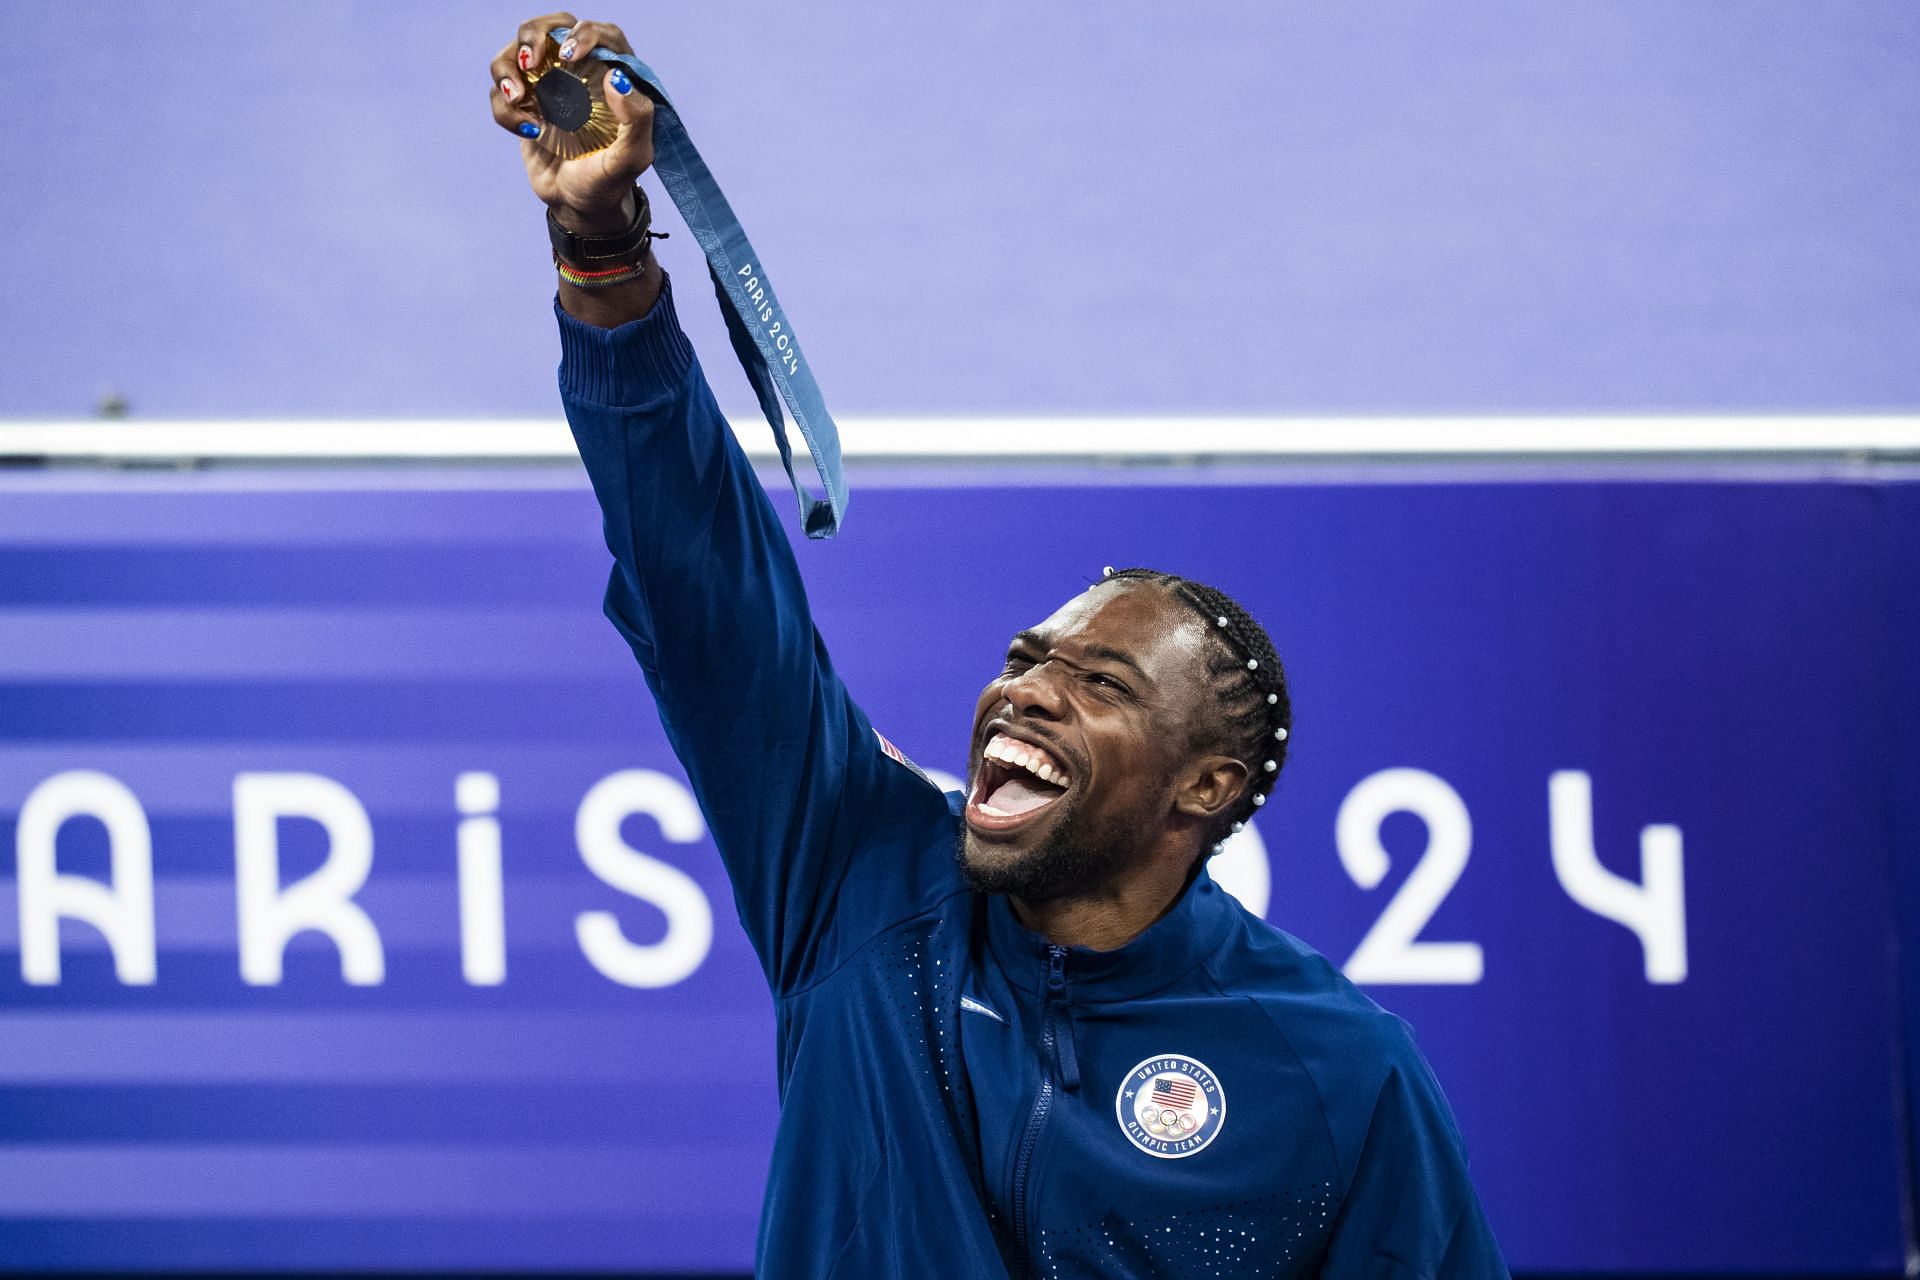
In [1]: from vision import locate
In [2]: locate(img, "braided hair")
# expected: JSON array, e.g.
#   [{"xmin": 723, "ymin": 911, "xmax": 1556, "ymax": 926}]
[{"xmin": 1101, "ymin": 567, "xmax": 1292, "ymax": 852}]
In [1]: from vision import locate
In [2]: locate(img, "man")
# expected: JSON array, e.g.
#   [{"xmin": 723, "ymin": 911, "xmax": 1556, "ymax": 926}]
[{"xmin": 491, "ymin": 14, "xmax": 1506, "ymax": 1277}]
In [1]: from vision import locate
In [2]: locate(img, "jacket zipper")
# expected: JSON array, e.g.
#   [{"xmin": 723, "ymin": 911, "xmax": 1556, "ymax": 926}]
[{"xmin": 1011, "ymin": 944, "xmax": 1070, "ymax": 1268}]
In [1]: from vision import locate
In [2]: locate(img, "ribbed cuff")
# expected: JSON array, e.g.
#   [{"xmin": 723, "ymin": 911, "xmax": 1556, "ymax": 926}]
[{"xmin": 555, "ymin": 275, "xmax": 696, "ymax": 405}]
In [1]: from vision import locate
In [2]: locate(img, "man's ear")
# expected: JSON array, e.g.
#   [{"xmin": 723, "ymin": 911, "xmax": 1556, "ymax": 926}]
[{"xmin": 1174, "ymin": 754, "xmax": 1249, "ymax": 823}]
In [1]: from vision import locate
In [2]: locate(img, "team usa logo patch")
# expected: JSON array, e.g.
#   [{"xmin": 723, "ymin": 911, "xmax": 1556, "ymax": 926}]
[{"xmin": 1116, "ymin": 1054, "xmax": 1226, "ymax": 1159}]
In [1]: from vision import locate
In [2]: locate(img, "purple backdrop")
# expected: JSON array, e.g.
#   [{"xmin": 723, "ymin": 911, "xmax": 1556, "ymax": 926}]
[{"xmin": 2, "ymin": 1, "xmax": 1918, "ymax": 420}]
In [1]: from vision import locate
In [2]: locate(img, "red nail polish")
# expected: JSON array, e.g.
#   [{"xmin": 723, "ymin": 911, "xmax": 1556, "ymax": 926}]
[
  {"xmin": 500, "ymin": 78, "xmax": 517, "ymax": 100},
  {"xmin": 517, "ymin": 46, "xmax": 533, "ymax": 70}
]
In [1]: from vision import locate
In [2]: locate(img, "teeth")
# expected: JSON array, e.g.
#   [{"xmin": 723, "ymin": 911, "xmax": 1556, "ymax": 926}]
[{"xmin": 980, "ymin": 733, "xmax": 1070, "ymax": 786}]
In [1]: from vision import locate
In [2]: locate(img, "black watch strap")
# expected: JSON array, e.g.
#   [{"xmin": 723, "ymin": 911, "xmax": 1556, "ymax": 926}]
[{"xmin": 547, "ymin": 187, "xmax": 654, "ymax": 264}]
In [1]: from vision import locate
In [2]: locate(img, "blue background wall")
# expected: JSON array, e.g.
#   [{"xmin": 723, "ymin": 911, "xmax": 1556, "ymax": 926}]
[
  {"xmin": 0, "ymin": 464, "xmax": 1914, "ymax": 1273},
  {"xmin": 1, "ymin": 1, "xmax": 1917, "ymax": 420}
]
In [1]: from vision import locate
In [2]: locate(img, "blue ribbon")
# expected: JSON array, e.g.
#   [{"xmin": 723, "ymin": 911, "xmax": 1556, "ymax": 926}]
[{"xmin": 553, "ymin": 28, "xmax": 847, "ymax": 538}]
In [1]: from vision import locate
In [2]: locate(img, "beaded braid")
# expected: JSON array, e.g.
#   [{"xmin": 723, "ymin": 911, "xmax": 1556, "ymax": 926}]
[{"xmin": 1100, "ymin": 566, "xmax": 1293, "ymax": 851}]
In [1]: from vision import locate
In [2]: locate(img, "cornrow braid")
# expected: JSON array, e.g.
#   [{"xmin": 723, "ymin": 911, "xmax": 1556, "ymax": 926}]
[{"xmin": 1100, "ymin": 566, "xmax": 1293, "ymax": 852}]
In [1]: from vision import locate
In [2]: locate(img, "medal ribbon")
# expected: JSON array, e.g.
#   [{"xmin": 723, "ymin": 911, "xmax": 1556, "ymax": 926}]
[{"xmin": 555, "ymin": 27, "xmax": 847, "ymax": 538}]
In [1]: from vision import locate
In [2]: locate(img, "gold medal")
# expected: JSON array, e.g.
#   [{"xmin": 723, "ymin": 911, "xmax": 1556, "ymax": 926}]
[{"xmin": 527, "ymin": 64, "xmax": 620, "ymax": 160}]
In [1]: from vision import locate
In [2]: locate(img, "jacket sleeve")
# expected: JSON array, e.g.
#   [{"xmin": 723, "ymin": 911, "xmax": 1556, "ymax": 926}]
[
  {"xmin": 1319, "ymin": 1054, "xmax": 1509, "ymax": 1280},
  {"xmin": 555, "ymin": 280, "xmax": 955, "ymax": 995}
]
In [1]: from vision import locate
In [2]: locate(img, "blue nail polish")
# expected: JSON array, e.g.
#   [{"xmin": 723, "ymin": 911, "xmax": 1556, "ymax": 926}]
[
  {"xmin": 608, "ymin": 67, "xmax": 632, "ymax": 95},
  {"xmin": 517, "ymin": 121, "xmax": 541, "ymax": 140},
  {"xmin": 559, "ymin": 40, "xmax": 576, "ymax": 60}
]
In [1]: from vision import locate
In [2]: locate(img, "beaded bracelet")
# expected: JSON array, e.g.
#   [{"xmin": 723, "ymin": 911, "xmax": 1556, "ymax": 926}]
[{"xmin": 554, "ymin": 249, "xmax": 653, "ymax": 290}]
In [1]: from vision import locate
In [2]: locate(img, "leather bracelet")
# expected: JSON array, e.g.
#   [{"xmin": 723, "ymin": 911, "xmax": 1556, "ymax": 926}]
[{"xmin": 547, "ymin": 185, "xmax": 655, "ymax": 264}]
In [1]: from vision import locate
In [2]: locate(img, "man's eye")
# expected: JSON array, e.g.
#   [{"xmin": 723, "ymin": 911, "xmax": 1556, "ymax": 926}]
[
  {"xmin": 1002, "ymin": 656, "xmax": 1033, "ymax": 674},
  {"xmin": 1085, "ymin": 672, "xmax": 1127, "ymax": 692}
]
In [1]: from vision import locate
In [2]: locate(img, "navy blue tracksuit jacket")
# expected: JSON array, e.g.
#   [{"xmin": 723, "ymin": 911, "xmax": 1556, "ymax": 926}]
[{"xmin": 557, "ymin": 281, "xmax": 1508, "ymax": 1279}]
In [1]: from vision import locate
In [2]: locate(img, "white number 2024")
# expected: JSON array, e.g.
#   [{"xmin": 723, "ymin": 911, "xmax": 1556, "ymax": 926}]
[{"xmin": 1336, "ymin": 768, "xmax": 1687, "ymax": 986}]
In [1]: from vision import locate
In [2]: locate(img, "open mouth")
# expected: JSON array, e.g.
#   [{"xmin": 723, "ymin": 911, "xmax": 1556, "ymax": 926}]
[{"xmin": 966, "ymin": 732, "xmax": 1072, "ymax": 833}]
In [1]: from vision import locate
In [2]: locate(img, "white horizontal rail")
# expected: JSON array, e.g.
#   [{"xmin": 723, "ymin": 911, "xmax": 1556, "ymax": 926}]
[{"xmin": 0, "ymin": 416, "xmax": 1917, "ymax": 462}]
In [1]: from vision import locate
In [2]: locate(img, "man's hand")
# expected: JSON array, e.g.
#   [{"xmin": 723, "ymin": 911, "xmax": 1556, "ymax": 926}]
[
  {"xmin": 493, "ymin": 12, "xmax": 664, "ymax": 325},
  {"xmin": 490, "ymin": 12, "xmax": 655, "ymax": 234}
]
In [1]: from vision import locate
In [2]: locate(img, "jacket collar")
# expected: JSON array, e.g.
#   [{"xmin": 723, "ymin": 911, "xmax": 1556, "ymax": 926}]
[{"xmin": 983, "ymin": 865, "xmax": 1237, "ymax": 1004}]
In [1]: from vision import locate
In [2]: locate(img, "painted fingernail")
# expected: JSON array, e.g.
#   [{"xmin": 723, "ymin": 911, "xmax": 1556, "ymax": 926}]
[
  {"xmin": 608, "ymin": 67, "xmax": 632, "ymax": 95},
  {"xmin": 517, "ymin": 46, "xmax": 534, "ymax": 70},
  {"xmin": 559, "ymin": 40, "xmax": 577, "ymax": 60},
  {"xmin": 499, "ymin": 78, "xmax": 517, "ymax": 101},
  {"xmin": 517, "ymin": 121, "xmax": 541, "ymax": 140}
]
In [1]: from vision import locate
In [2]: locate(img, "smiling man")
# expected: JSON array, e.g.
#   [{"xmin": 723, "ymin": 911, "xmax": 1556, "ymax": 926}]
[
  {"xmin": 493, "ymin": 13, "xmax": 1506, "ymax": 1278},
  {"xmin": 956, "ymin": 578, "xmax": 1291, "ymax": 949}
]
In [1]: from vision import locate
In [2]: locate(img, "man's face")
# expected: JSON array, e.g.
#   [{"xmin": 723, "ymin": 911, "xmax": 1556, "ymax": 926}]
[{"xmin": 957, "ymin": 582, "xmax": 1215, "ymax": 901}]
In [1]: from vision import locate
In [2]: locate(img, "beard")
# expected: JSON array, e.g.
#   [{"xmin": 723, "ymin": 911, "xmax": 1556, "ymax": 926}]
[{"xmin": 955, "ymin": 790, "xmax": 1147, "ymax": 903}]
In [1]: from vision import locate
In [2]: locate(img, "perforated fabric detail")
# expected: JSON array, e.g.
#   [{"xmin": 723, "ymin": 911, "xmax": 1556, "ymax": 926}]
[
  {"xmin": 1036, "ymin": 1182, "xmax": 1338, "ymax": 1280},
  {"xmin": 867, "ymin": 922, "xmax": 974, "ymax": 1115},
  {"xmin": 877, "ymin": 932, "xmax": 930, "ymax": 1077}
]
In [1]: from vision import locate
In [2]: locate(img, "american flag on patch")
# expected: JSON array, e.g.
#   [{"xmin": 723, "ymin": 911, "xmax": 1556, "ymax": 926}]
[
  {"xmin": 873, "ymin": 728, "xmax": 936, "ymax": 788},
  {"xmin": 1152, "ymin": 1076, "xmax": 1199, "ymax": 1110}
]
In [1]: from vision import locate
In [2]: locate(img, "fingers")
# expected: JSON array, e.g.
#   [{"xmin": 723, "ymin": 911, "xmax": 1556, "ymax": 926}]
[
  {"xmin": 516, "ymin": 12, "xmax": 576, "ymax": 73},
  {"xmin": 489, "ymin": 14, "xmax": 576, "ymax": 141},
  {"xmin": 600, "ymin": 67, "xmax": 656, "ymax": 179},
  {"xmin": 488, "ymin": 14, "xmax": 645, "ymax": 152},
  {"xmin": 489, "ymin": 40, "xmax": 541, "ymax": 138},
  {"xmin": 555, "ymin": 18, "xmax": 633, "ymax": 66}
]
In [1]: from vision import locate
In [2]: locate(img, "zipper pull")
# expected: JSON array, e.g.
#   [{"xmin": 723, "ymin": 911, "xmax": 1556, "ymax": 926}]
[{"xmin": 1046, "ymin": 945, "xmax": 1081, "ymax": 1093}]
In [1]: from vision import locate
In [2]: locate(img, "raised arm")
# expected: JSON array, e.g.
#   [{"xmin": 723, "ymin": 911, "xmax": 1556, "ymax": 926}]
[{"xmin": 491, "ymin": 13, "xmax": 958, "ymax": 994}]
